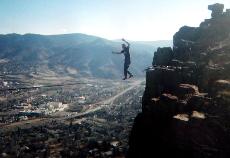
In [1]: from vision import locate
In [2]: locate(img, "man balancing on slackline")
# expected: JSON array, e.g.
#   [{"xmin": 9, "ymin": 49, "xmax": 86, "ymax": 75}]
[{"xmin": 112, "ymin": 38, "xmax": 133, "ymax": 80}]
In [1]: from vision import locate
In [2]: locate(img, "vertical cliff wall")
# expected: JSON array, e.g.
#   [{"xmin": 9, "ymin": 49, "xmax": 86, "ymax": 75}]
[{"xmin": 128, "ymin": 3, "xmax": 230, "ymax": 158}]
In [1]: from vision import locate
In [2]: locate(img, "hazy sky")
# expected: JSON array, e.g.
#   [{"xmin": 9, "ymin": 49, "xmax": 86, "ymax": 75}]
[{"xmin": 1, "ymin": 0, "xmax": 230, "ymax": 41}]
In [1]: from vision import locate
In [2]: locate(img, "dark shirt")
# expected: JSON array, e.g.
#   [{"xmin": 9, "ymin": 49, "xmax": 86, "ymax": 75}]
[{"xmin": 121, "ymin": 46, "xmax": 130, "ymax": 64}]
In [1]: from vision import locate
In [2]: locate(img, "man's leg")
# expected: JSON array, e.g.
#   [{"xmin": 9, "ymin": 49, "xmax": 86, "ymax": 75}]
[
  {"xmin": 127, "ymin": 69, "xmax": 132, "ymax": 75},
  {"xmin": 127, "ymin": 65, "xmax": 133, "ymax": 78},
  {"xmin": 123, "ymin": 63, "xmax": 128, "ymax": 79}
]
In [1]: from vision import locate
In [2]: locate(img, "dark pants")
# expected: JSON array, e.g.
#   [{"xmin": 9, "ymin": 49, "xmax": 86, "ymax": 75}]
[{"xmin": 124, "ymin": 62, "xmax": 132, "ymax": 78}]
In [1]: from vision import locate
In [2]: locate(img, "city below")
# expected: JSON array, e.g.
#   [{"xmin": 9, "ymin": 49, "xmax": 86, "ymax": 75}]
[{"xmin": 0, "ymin": 68, "xmax": 145, "ymax": 157}]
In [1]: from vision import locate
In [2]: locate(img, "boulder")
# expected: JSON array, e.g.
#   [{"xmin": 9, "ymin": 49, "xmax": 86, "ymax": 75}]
[
  {"xmin": 225, "ymin": 9, "xmax": 230, "ymax": 16},
  {"xmin": 152, "ymin": 47, "xmax": 173, "ymax": 66},
  {"xmin": 176, "ymin": 84, "xmax": 199, "ymax": 99},
  {"xmin": 187, "ymin": 94, "xmax": 211, "ymax": 112},
  {"xmin": 179, "ymin": 84, "xmax": 199, "ymax": 93},
  {"xmin": 198, "ymin": 65, "xmax": 226, "ymax": 92},
  {"xmin": 173, "ymin": 26, "xmax": 197, "ymax": 49},
  {"xmin": 145, "ymin": 67, "xmax": 181, "ymax": 97},
  {"xmin": 171, "ymin": 59, "xmax": 184, "ymax": 67},
  {"xmin": 208, "ymin": 3, "xmax": 224, "ymax": 18},
  {"xmin": 211, "ymin": 80, "xmax": 230, "ymax": 101}
]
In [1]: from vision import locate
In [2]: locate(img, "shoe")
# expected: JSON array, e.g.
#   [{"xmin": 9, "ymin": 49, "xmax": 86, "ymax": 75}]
[
  {"xmin": 129, "ymin": 74, "xmax": 133, "ymax": 78},
  {"xmin": 122, "ymin": 77, "xmax": 127, "ymax": 80}
]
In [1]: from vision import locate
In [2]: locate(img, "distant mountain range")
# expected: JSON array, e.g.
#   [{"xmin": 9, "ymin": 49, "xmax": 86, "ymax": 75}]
[{"xmin": 0, "ymin": 33, "xmax": 172, "ymax": 78}]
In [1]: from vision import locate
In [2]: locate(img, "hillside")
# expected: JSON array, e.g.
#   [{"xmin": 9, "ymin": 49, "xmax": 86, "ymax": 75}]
[{"xmin": 0, "ymin": 33, "xmax": 171, "ymax": 79}]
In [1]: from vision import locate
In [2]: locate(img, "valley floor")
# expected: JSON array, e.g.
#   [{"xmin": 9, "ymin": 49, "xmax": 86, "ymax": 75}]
[{"xmin": 0, "ymin": 74, "xmax": 145, "ymax": 157}]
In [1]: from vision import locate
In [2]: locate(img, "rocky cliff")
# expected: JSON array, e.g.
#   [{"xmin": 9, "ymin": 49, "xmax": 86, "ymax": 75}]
[{"xmin": 128, "ymin": 3, "xmax": 230, "ymax": 158}]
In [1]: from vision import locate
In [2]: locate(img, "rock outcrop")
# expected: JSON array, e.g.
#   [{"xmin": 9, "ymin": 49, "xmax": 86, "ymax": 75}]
[
  {"xmin": 152, "ymin": 47, "xmax": 173, "ymax": 66},
  {"xmin": 128, "ymin": 4, "xmax": 230, "ymax": 158},
  {"xmin": 208, "ymin": 3, "xmax": 224, "ymax": 18}
]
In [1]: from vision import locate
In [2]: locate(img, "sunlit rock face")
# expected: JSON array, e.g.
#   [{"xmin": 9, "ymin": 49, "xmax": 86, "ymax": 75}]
[{"xmin": 128, "ymin": 3, "xmax": 230, "ymax": 158}]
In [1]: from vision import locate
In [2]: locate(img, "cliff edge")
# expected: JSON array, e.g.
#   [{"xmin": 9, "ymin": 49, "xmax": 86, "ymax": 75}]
[{"xmin": 128, "ymin": 3, "xmax": 230, "ymax": 158}]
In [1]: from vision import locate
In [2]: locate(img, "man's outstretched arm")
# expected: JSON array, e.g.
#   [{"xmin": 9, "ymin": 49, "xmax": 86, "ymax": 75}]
[
  {"xmin": 122, "ymin": 38, "xmax": 130, "ymax": 47},
  {"xmin": 112, "ymin": 51, "xmax": 123, "ymax": 54}
]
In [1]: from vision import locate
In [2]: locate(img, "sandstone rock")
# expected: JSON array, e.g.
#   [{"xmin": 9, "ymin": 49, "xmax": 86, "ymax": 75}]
[
  {"xmin": 174, "ymin": 5, "xmax": 230, "ymax": 61},
  {"xmin": 152, "ymin": 47, "xmax": 173, "ymax": 66},
  {"xmin": 198, "ymin": 65, "xmax": 226, "ymax": 92},
  {"xmin": 183, "ymin": 61, "xmax": 197, "ymax": 68},
  {"xmin": 181, "ymin": 66, "xmax": 197, "ymax": 84},
  {"xmin": 191, "ymin": 111, "xmax": 206, "ymax": 119},
  {"xmin": 1, "ymin": 153, "xmax": 8, "ymax": 157},
  {"xmin": 143, "ymin": 93, "xmax": 179, "ymax": 118},
  {"xmin": 170, "ymin": 116, "xmax": 230, "ymax": 157},
  {"xmin": 215, "ymin": 79, "xmax": 230, "ymax": 88},
  {"xmin": 200, "ymin": 19, "xmax": 212, "ymax": 29},
  {"xmin": 171, "ymin": 59, "xmax": 184, "ymax": 67},
  {"xmin": 127, "ymin": 113, "xmax": 180, "ymax": 158},
  {"xmin": 225, "ymin": 9, "xmax": 230, "ymax": 16},
  {"xmin": 159, "ymin": 93, "xmax": 179, "ymax": 117},
  {"xmin": 173, "ymin": 26, "xmax": 197, "ymax": 49},
  {"xmin": 217, "ymin": 91, "xmax": 230, "ymax": 103},
  {"xmin": 145, "ymin": 68, "xmax": 164, "ymax": 97},
  {"xmin": 129, "ymin": 109, "xmax": 230, "ymax": 158},
  {"xmin": 145, "ymin": 67, "xmax": 181, "ymax": 97},
  {"xmin": 142, "ymin": 96, "xmax": 160, "ymax": 114},
  {"xmin": 208, "ymin": 3, "xmax": 224, "ymax": 18},
  {"xmin": 173, "ymin": 113, "xmax": 189, "ymax": 122},
  {"xmin": 129, "ymin": 4, "xmax": 230, "ymax": 158},
  {"xmin": 161, "ymin": 67, "xmax": 181, "ymax": 91},
  {"xmin": 176, "ymin": 84, "xmax": 199, "ymax": 96},
  {"xmin": 160, "ymin": 93, "xmax": 178, "ymax": 102},
  {"xmin": 187, "ymin": 94, "xmax": 210, "ymax": 112},
  {"xmin": 211, "ymin": 80, "xmax": 230, "ymax": 100}
]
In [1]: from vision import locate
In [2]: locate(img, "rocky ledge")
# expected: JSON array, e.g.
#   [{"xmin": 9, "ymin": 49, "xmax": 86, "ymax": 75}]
[{"xmin": 128, "ymin": 3, "xmax": 230, "ymax": 158}]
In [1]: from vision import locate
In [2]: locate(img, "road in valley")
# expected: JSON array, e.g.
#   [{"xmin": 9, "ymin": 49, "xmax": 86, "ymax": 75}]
[{"xmin": 0, "ymin": 80, "xmax": 144, "ymax": 131}]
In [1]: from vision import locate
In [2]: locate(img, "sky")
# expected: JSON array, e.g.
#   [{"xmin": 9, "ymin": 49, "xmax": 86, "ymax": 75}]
[{"xmin": 1, "ymin": 0, "xmax": 230, "ymax": 41}]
